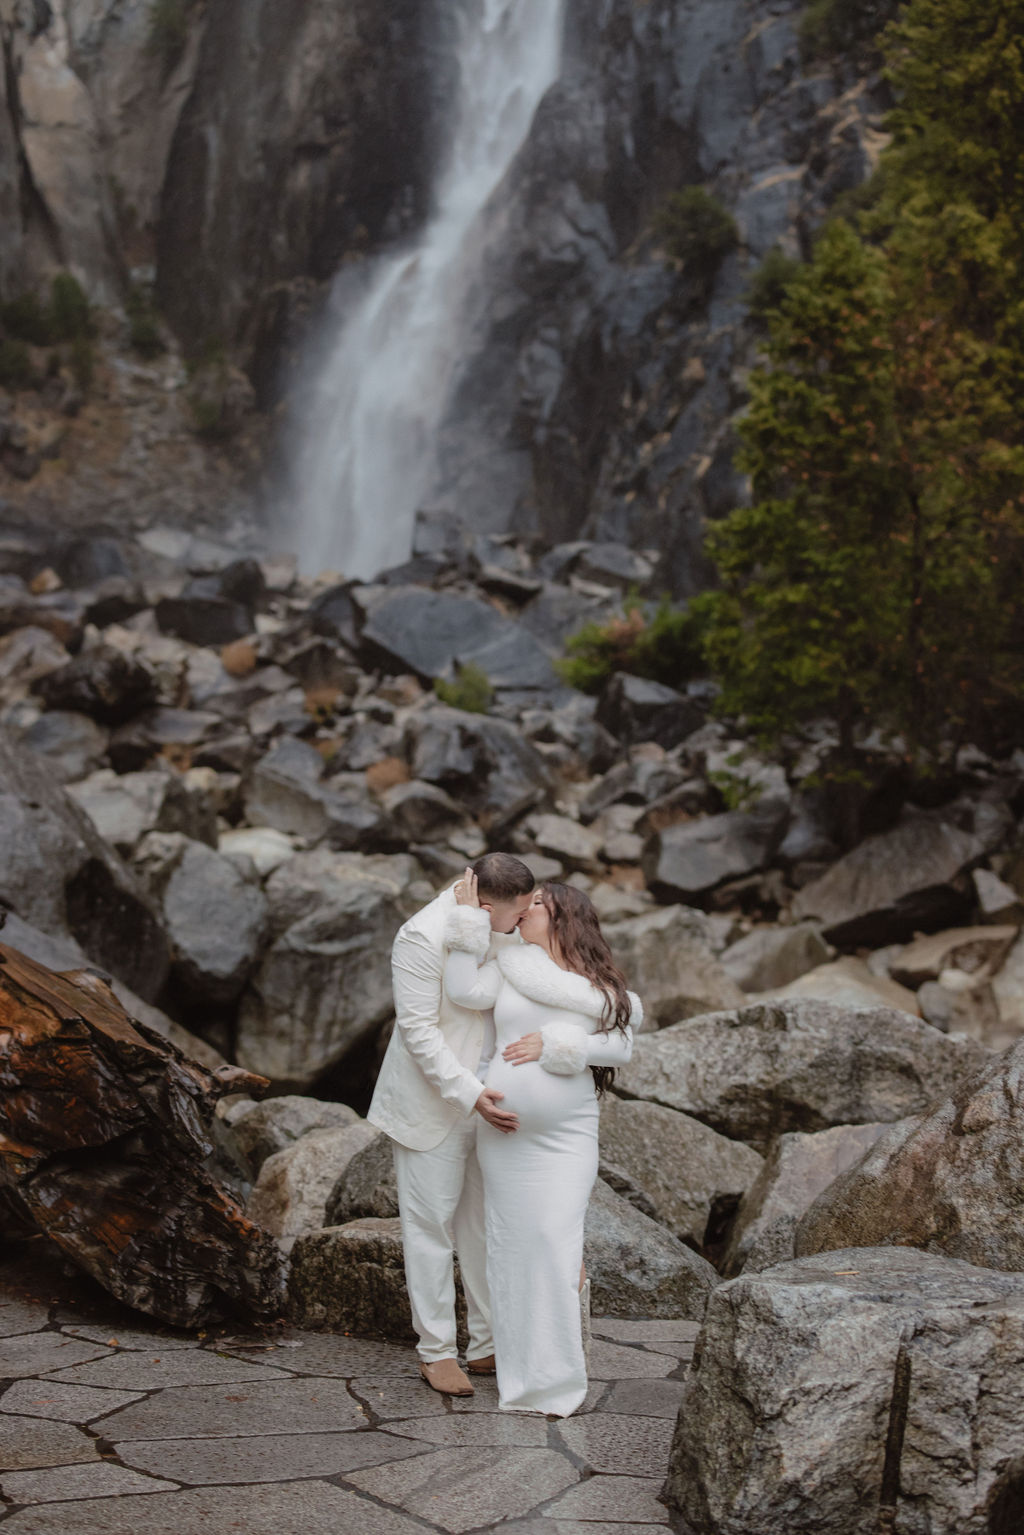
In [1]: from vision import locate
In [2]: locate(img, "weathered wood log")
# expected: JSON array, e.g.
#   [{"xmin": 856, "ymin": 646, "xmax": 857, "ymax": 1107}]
[{"xmin": 0, "ymin": 941, "xmax": 286, "ymax": 1327}]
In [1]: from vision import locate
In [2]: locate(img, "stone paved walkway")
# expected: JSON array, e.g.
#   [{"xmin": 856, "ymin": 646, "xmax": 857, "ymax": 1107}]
[{"xmin": 0, "ymin": 1252, "xmax": 696, "ymax": 1533}]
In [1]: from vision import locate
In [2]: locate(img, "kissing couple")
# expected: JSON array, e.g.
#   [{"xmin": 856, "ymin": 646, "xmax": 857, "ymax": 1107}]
[{"xmin": 367, "ymin": 852, "xmax": 642, "ymax": 1418}]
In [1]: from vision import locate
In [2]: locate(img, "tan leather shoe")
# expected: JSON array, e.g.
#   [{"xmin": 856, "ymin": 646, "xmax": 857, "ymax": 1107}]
[
  {"xmin": 466, "ymin": 1354, "xmax": 496, "ymax": 1375},
  {"xmin": 419, "ymin": 1359, "xmax": 474, "ymax": 1396}
]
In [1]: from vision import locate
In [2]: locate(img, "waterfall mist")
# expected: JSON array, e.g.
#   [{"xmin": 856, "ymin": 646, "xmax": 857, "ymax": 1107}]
[{"xmin": 287, "ymin": 0, "xmax": 566, "ymax": 580}]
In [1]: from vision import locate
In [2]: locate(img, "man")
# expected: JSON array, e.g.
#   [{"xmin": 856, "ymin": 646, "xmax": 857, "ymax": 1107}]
[{"xmin": 367, "ymin": 851, "xmax": 535, "ymax": 1396}]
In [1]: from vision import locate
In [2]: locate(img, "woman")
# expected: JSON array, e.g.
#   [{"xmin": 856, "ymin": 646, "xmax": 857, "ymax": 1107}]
[{"xmin": 443, "ymin": 875, "xmax": 641, "ymax": 1417}]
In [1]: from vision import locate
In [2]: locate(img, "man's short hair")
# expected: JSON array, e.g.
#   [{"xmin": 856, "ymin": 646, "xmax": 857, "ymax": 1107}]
[{"xmin": 472, "ymin": 852, "xmax": 535, "ymax": 901}]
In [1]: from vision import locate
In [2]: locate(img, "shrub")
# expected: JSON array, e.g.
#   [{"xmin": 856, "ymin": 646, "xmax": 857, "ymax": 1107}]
[
  {"xmin": 656, "ymin": 187, "xmax": 738, "ymax": 288},
  {"xmin": 558, "ymin": 597, "xmax": 708, "ymax": 695},
  {"xmin": 1, "ymin": 292, "xmax": 53, "ymax": 346},
  {"xmin": 435, "ymin": 663, "xmax": 494, "ymax": 714},
  {"xmin": 745, "ymin": 247, "xmax": 802, "ymax": 326},
  {"xmin": 799, "ymin": 0, "xmax": 904, "ymax": 61},
  {"xmin": 50, "ymin": 273, "xmax": 92, "ymax": 341},
  {"xmin": 0, "ymin": 338, "xmax": 34, "ymax": 390},
  {"xmin": 126, "ymin": 286, "xmax": 165, "ymax": 357}
]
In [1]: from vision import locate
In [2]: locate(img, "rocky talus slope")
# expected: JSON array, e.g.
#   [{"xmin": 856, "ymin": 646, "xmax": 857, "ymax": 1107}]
[{"xmin": 2, "ymin": 517, "xmax": 1023, "ymax": 1527}]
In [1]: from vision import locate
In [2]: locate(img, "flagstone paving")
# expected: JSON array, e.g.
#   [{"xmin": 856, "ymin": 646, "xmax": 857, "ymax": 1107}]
[{"xmin": 0, "ymin": 1253, "xmax": 698, "ymax": 1532}]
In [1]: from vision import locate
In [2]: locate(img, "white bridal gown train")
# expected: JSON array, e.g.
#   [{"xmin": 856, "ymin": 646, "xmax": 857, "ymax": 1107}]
[{"xmin": 444, "ymin": 918, "xmax": 640, "ymax": 1417}]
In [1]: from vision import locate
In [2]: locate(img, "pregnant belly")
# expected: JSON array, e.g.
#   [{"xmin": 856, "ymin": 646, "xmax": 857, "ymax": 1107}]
[{"xmin": 485, "ymin": 1056, "xmax": 596, "ymax": 1136}]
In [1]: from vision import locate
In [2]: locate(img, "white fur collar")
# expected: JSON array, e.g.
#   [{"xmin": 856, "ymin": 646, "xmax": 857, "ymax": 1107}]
[{"xmin": 496, "ymin": 944, "xmax": 642, "ymax": 1026}]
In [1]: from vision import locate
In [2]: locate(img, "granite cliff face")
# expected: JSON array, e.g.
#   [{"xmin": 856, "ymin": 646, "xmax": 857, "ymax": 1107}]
[
  {"xmin": 430, "ymin": 0, "xmax": 888, "ymax": 587},
  {"xmin": 0, "ymin": 0, "xmax": 884, "ymax": 581}
]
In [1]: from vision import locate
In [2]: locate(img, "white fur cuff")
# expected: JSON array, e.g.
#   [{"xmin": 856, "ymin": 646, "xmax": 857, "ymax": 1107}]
[
  {"xmin": 539, "ymin": 1020, "xmax": 589, "ymax": 1075},
  {"xmin": 443, "ymin": 906, "xmax": 492, "ymax": 958}
]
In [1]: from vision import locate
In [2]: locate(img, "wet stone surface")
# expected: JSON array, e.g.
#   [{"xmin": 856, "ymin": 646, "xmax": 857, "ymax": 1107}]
[{"xmin": 0, "ymin": 1249, "xmax": 695, "ymax": 1532}]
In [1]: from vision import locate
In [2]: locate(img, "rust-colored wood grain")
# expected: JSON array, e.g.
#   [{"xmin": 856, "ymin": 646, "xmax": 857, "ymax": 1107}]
[{"xmin": 0, "ymin": 942, "xmax": 284, "ymax": 1327}]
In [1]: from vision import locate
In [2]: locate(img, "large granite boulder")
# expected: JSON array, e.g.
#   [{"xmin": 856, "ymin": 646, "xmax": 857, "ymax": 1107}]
[
  {"xmin": 795, "ymin": 1039, "xmax": 1024, "ymax": 1273},
  {"xmin": 721, "ymin": 1121, "xmax": 898, "ymax": 1276},
  {"xmin": 720, "ymin": 922, "xmax": 831, "ymax": 992},
  {"xmin": 890, "ymin": 925, "xmax": 1019, "ymax": 988},
  {"xmin": 359, "ymin": 586, "xmax": 558, "ymax": 690},
  {"xmin": 69, "ymin": 766, "xmax": 218, "ymax": 854},
  {"xmin": 222, "ymin": 1094, "xmax": 362, "ymax": 1177},
  {"xmin": 792, "ymin": 813, "xmax": 985, "ymax": 947},
  {"xmin": 246, "ymin": 1121, "xmax": 379, "ymax": 1250},
  {"xmin": 642, "ymin": 798, "xmax": 790, "ymax": 903},
  {"xmin": 767, "ymin": 956, "xmax": 920, "ymax": 1016},
  {"xmin": 595, "ymin": 672, "xmax": 702, "ymax": 748},
  {"xmin": 583, "ymin": 1178, "xmax": 718, "ymax": 1321},
  {"xmin": 288, "ymin": 1218, "xmax": 415, "ymax": 1338},
  {"xmin": 261, "ymin": 848, "xmax": 423, "ymax": 936},
  {"xmin": 405, "ymin": 705, "xmax": 551, "ymax": 834},
  {"xmin": 603, "ymin": 905, "xmax": 745, "ymax": 1028},
  {"xmin": 0, "ymin": 727, "xmax": 169, "ymax": 1001},
  {"xmin": 18, "ymin": 710, "xmax": 109, "ymax": 784},
  {"xmin": 599, "ymin": 1097, "xmax": 763, "ymax": 1249},
  {"xmin": 243, "ymin": 737, "xmax": 386, "ymax": 850},
  {"xmin": 326, "ymin": 1130, "xmax": 399, "ymax": 1225},
  {"xmin": 235, "ymin": 876, "xmax": 404, "ymax": 1090},
  {"xmin": 663, "ymin": 1248, "xmax": 1024, "ymax": 1535},
  {"xmin": 614, "ymin": 999, "xmax": 987, "ymax": 1148},
  {"xmin": 135, "ymin": 835, "xmax": 268, "ymax": 1006}
]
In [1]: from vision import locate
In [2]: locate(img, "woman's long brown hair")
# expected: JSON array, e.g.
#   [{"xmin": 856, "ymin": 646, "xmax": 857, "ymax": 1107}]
[{"xmin": 540, "ymin": 882, "xmax": 632, "ymax": 1097}]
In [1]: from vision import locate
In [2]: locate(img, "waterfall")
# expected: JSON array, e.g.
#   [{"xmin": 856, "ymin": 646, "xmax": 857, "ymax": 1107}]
[{"xmin": 288, "ymin": 0, "xmax": 565, "ymax": 580}]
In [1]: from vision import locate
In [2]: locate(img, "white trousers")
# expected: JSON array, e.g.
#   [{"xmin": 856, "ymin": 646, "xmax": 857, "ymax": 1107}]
[{"xmin": 392, "ymin": 1117, "xmax": 493, "ymax": 1364}]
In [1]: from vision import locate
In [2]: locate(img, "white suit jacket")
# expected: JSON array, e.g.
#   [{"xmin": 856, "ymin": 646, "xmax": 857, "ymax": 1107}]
[{"xmin": 368, "ymin": 886, "xmax": 514, "ymax": 1151}]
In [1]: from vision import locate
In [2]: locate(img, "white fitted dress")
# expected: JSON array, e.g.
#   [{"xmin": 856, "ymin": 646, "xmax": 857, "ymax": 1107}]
[{"xmin": 444, "ymin": 922, "xmax": 640, "ymax": 1417}]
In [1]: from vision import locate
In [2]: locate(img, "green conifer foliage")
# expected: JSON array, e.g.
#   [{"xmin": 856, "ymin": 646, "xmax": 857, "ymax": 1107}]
[{"xmin": 697, "ymin": 0, "xmax": 1024, "ymax": 764}]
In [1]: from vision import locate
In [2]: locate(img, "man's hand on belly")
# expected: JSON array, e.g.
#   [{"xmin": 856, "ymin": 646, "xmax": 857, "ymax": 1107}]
[
  {"xmin": 502, "ymin": 1032, "xmax": 543, "ymax": 1065},
  {"xmin": 475, "ymin": 1087, "xmax": 519, "ymax": 1134}
]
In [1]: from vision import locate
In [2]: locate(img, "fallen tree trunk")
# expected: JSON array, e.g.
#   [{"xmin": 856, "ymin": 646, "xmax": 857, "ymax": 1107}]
[{"xmin": 0, "ymin": 939, "xmax": 286, "ymax": 1327}]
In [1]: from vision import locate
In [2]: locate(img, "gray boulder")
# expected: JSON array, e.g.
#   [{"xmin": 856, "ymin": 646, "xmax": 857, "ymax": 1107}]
[
  {"xmin": 792, "ymin": 813, "xmax": 985, "ymax": 947},
  {"xmin": 663, "ymin": 1247, "xmax": 1024, "ymax": 1535},
  {"xmin": 287, "ymin": 1218, "xmax": 415, "ymax": 1339},
  {"xmin": 890, "ymin": 924, "xmax": 1019, "ymax": 988},
  {"xmin": 584, "ymin": 1178, "xmax": 718, "ymax": 1320},
  {"xmin": 221, "ymin": 1094, "xmax": 362, "ymax": 1176},
  {"xmin": 596, "ymin": 672, "xmax": 702, "ymax": 748},
  {"xmin": 599, "ymin": 1097, "xmax": 763, "ymax": 1249},
  {"xmin": 603, "ymin": 904, "xmax": 745, "ymax": 1028},
  {"xmin": 69, "ymin": 766, "xmax": 217, "ymax": 854},
  {"xmin": 156, "ymin": 839, "xmax": 269, "ymax": 1004},
  {"xmin": 795, "ymin": 1039, "xmax": 1024, "ymax": 1273},
  {"xmin": 155, "ymin": 592, "xmax": 253, "ymax": 647},
  {"xmin": 642, "ymin": 797, "xmax": 790, "ymax": 903},
  {"xmin": 34, "ymin": 643, "xmax": 158, "ymax": 725},
  {"xmin": 246, "ymin": 1121, "xmax": 379, "ymax": 1251},
  {"xmin": 0, "ymin": 726, "xmax": 169, "ymax": 1001},
  {"xmin": 525, "ymin": 812, "xmax": 604, "ymax": 872},
  {"xmin": 380, "ymin": 779, "xmax": 468, "ymax": 844},
  {"xmin": 235, "ymin": 879, "xmax": 404, "ymax": 1089},
  {"xmin": 326, "ymin": 1129, "xmax": 399, "ymax": 1225},
  {"xmin": 244, "ymin": 738, "xmax": 385, "ymax": 850},
  {"xmin": 261, "ymin": 849, "xmax": 423, "ymax": 936},
  {"xmin": 720, "ymin": 922, "xmax": 831, "ymax": 993},
  {"xmin": 18, "ymin": 710, "xmax": 109, "ymax": 783},
  {"xmin": 721, "ymin": 1121, "xmax": 898, "ymax": 1277},
  {"xmin": 359, "ymin": 586, "xmax": 557, "ymax": 691},
  {"xmin": 405, "ymin": 705, "xmax": 551, "ymax": 834},
  {"xmin": 579, "ymin": 753, "xmax": 691, "ymax": 823},
  {"xmin": 614, "ymin": 999, "xmax": 987, "ymax": 1148}
]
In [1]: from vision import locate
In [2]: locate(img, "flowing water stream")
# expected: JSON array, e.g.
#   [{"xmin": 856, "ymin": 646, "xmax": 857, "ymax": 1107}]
[{"xmin": 289, "ymin": 0, "xmax": 566, "ymax": 579}]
